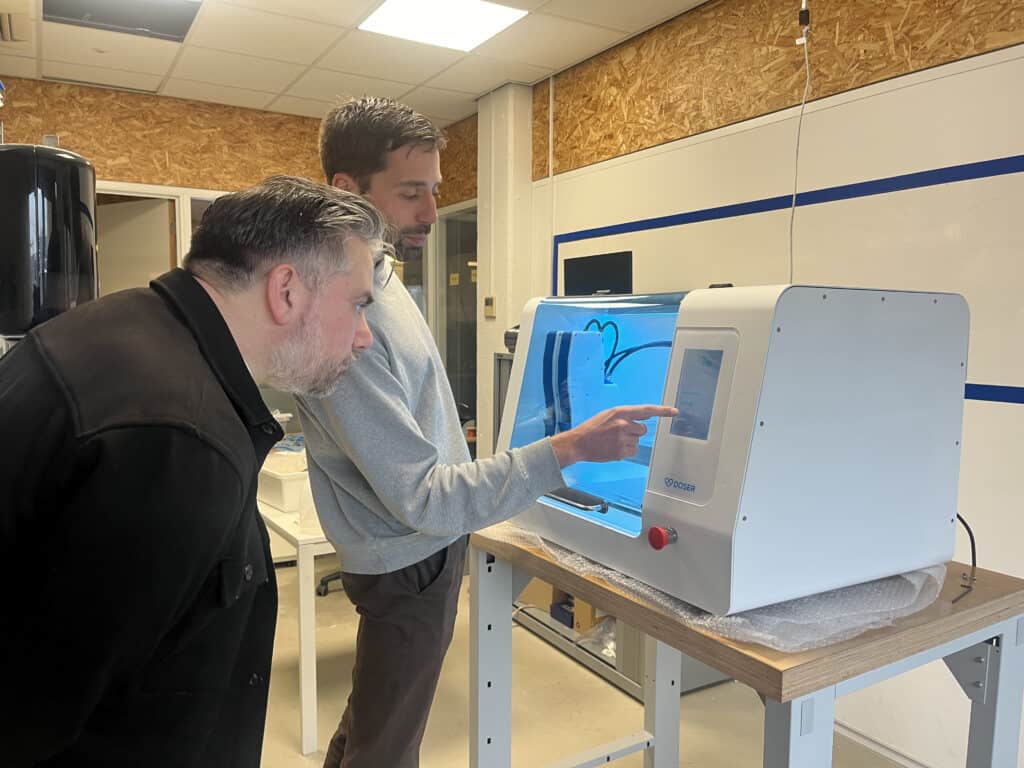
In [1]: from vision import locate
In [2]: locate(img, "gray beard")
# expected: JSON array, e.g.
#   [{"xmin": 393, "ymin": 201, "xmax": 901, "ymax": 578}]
[{"xmin": 265, "ymin": 312, "xmax": 354, "ymax": 398}]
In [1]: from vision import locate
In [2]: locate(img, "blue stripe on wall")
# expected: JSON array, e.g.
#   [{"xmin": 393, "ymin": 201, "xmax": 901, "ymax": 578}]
[
  {"xmin": 965, "ymin": 384, "xmax": 1024, "ymax": 404},
  {"xmin": 550, "ymin": 153, "xmax": 1024, "ymax": 404}
]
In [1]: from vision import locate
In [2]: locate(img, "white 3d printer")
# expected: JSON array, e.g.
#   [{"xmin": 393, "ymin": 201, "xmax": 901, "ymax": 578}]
[{"xmin": 497, "ymin": 285, "xmax": 969, "ymax": 615}]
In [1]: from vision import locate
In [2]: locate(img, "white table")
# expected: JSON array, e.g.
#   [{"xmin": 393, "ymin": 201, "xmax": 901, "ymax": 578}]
[
  {"xmin": 470, "ymin": 525, "xmax": 1024, "ymax": 768},
  {"xmin": 259, "ymin": 501, "xmax": 336, "ymax": 755}
]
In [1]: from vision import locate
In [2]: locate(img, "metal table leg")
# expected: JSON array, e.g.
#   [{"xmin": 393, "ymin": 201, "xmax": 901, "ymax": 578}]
[
  {"xmin": 643, "ymin": 635, "xmax": 682, "ymax": 768},
  {"xmin": 297, "ymin": 544, "xmax": 318, "ymax": 755},
  {"xmin": 763, "ymin": 687, "xmax": 836, "ymax": 768},
  {"xmin": 958, "ymin": 618, "xmax": 1024, "ymax": 767},
  {"xmin": 470, "ymin": 547, "xmax": 531, "ymax": 768}
]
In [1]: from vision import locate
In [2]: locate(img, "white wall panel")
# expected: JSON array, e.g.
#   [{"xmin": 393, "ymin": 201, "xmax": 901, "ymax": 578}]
[
  {"xmin": 96, "ymin": 199, "xmax": 174, "ymax": 296},
  {"xmin": 528, "ymin": 43, "xmax": 1024, "ymax": 767},
  {"xmin": 556, "ymin": 214, "xmax": 789, "ymax": 293}
]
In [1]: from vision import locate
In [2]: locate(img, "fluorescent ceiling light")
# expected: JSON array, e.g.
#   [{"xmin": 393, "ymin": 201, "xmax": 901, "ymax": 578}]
[{"xmin": 359, "ymin": 0, "xmax": 527, "ymax": 52}]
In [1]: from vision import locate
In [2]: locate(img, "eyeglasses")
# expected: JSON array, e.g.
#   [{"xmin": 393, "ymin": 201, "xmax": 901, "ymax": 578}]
[{"xmin": 376, "ymin": 256, "xmax": 396, "ymax": 289}]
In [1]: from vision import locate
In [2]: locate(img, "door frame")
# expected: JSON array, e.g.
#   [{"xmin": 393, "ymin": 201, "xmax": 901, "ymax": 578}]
[
  {"xmin": 427, "ymin": 197, "xmax": 478, "ymax": 359},
  {"xmin": 96, "ymin": 180, "xmax": 228, "ymax": 265}
]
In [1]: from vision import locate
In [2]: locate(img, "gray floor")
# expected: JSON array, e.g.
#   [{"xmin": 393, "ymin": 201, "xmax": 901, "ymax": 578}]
[{"xmin": 262, "ymin": 557, "xmax": 900, "ymax": 768}]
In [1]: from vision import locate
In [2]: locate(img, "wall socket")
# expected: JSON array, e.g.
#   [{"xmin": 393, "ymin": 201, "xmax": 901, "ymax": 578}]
[{"xmin": 483, "ymin": 295, "xmax": 496, "ymax": 319}]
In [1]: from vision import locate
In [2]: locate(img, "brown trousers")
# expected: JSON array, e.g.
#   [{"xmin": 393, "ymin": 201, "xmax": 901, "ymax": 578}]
[{"xmin": 323, "ymin": 536, "xmax": 469, "ymax": 768}]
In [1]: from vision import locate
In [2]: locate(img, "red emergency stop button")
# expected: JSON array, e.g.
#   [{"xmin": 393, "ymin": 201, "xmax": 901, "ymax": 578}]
[{"xmin": 648, "ymin": 526, "xmax": 678, "ymax": 550}]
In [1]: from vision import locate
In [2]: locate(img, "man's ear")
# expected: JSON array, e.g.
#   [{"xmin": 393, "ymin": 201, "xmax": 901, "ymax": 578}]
[
  {"xmin": 265, "ymin": 264, "xmax": 311, "ymax": 326},
  {"xmin": 331, "ymin": 172, "xmax": 358, "ymax": 192}
]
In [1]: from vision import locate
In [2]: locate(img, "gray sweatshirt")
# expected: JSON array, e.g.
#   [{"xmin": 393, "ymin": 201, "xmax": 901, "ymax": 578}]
[{"xmin": 296, "ymin": 275, "xmax": 564, "ymax": 574}]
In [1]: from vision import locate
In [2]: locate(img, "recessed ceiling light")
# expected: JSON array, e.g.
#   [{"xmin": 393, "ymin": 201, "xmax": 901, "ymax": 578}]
[{"xmin": 359, "ymin": 0, "xmax": 527, "ymax": 52}]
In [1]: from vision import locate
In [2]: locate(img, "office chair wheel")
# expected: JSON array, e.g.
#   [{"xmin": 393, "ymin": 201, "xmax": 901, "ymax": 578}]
[{"xmin": 317, "ymin": 569, "xmax": 342, "ymax": 597}]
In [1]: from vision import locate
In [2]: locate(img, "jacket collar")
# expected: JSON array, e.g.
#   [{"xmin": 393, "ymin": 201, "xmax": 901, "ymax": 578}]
[{"xmin": 150, "ymin": 268, "xmax": 281, "ymax": 436}]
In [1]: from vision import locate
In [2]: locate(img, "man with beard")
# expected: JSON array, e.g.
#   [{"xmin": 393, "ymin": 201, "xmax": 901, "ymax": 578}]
[
  {"xmin": 0, "ymin": 176, "xmax": 387, "ymax": 767},
  {"xmin": 297, "ymin": 97, "xmax": 676, "ymax": 768}
]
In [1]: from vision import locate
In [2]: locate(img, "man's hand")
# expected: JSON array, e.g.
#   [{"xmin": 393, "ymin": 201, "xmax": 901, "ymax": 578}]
[{"xmin": 549, "ymin": 405, "xmax": 678, "ymax": 467}]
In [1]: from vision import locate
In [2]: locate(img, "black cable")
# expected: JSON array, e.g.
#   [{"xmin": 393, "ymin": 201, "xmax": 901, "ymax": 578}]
[
  {"xmin": 584, "ymin": 319, "xmax": 620, "ymax": 367},
  {"xmin": 605, "ymin": 341, "xmax": 673, "ymax": 376},
  {"xmin": 953, "ymin": 513, "xmax": 978, "ymax": 603},
  {"xmin": 957, "ymin": 513, "xmax": 977, "ymax": 571},
  {"xmin": 605, "ymin": 342, "xmax": 671, "ymax": 376}
]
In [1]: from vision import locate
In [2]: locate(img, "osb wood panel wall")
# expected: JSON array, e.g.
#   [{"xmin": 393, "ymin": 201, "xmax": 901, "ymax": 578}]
[
  {"xmin": 1, "ymin": 76, "xmax": 321, "ymax": 189},
  {"xmin": 533, "ymin": 79, "xmax": 551, "ymax": 180},
  {"xmin": 437, "ymin": 114, "xmax": 478, "ymax": 208},
  {"xmin": 533, "ymin": 0, "xmax": 1024, "ymax": 179}
]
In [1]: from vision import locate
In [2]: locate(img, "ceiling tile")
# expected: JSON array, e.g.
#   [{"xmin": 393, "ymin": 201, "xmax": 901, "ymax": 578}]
[
  {"xmin": 400, "ymin": 86, "xmax": 477, "ymax": 121},
  {"xmin": 425, "ymin": 54, "xmax": 551, "ymax": 96},
  {"xmin": 41, "ymin": 21, "xmax": 179, "ymax": 75},
  {"xmin": 216, "ymin": 0, "xmax": 377, "ymax": 27},
  {"xmin": 3, "ymin": 0, "xmax": 34, "ymax": 15},
  {"xmin": 42, "ymin": 60, "xmax": 163, "ymax": 91},
  {"xmin": 266, "ymin": 94, "xmax": 332, "ymax": 119},
  {"xmin": 186, "ymin": 2, "xmax": 342, "ymax": 65},
  {"xmin": 162, "ymin": 78, "xmax": 275, "ymax": 110},
  {"xmin": 171, "ymin": 46, "xmax": 304, "ymax": 92},
  {"xmin": 288, "ymin": 68, "xmax": 412, "ymax": 103},
  {"xmin": 0, "ymin": 37, "xmax": 35, "ymax": 59},
  {"xmin": 473, "ymin": 13, "xmax": 623, "ymax": 70},
  {"xmin": 542, "ymin": 0, "xmax": 706, "ymax": 33},
  {"xmin": 319, "ymin": 30, "xmax": 463, "ymax": 84},
  {"xmin": 494, "ymin": 0, "xmax": 550, "ymax": 8},
  {"xmin": 0, "ymin": 12, "xmax": 35, "ymax": 57},
  {"xmin": 0, "ymin": 52, "xmax": 37, "ymax": 78}
]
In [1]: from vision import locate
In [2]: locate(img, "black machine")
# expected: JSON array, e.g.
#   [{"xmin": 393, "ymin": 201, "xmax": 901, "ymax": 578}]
[{"xmin": 0, "ymin": 144, "xmax": 98, "ymax": 341}]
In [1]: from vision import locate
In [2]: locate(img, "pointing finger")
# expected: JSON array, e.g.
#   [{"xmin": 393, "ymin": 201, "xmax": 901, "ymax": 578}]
[{"xmin": 614, "ymin": 405, "xmax": 678, "ymax": 421}]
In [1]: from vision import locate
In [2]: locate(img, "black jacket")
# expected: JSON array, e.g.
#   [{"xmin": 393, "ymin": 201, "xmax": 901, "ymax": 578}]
[{"xmin": 0, "ymin": 269, "xmax": 283, "ymax": 767}]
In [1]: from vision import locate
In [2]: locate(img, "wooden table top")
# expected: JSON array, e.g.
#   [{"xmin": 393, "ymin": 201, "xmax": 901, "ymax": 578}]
[{"xmin": 472, "ymin": 525, "xmax": 1024, "ymax": 702}]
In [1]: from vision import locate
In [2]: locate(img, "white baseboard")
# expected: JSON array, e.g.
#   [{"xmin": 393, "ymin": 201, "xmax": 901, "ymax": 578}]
[{"xmin": 835, "ymin": 720, "xmax": 931, "ymax": 768}]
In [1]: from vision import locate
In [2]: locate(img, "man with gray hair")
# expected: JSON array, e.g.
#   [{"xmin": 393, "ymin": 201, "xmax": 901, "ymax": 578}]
[
  {"xmin": 301, "ymin": 97, "xmax": 675, "ymax": 768},
  {"xmin": 0, "ymin": 176, "xmax": 387, "ymax": 767}
]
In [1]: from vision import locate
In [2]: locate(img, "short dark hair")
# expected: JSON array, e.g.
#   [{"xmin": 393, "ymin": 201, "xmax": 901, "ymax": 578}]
[
  {"xmin": 320, "ymin": 96, "xmax": 447, "ymax": 190},
  {"xmin": 184, "ymin": 175, "xmax": 390, "ymax": 292}
]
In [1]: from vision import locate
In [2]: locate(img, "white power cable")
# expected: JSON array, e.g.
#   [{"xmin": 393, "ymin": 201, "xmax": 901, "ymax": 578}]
[
  {"xmin": 0, "ymin": 79, "xmax": 6, "ymax": 144},
  {"xmin": 788, "ymin": 5, "xmax": 812, "ymax": 283}
]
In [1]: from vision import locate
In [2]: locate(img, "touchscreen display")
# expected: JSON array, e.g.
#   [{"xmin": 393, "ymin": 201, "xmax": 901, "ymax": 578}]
[{"xmin": 670, "ymin": 349, "xmax": 723, "ymax": 441}]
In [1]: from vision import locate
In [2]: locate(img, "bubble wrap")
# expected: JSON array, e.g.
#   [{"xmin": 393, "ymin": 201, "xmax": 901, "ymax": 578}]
[{"xmin": 483, "ymin": 522, "xmax": 945, "ymax": 653}]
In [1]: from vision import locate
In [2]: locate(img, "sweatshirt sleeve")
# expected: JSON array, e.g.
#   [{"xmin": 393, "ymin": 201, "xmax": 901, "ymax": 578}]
[{"xmin": 299, "ymin": 336, "xmax": 565, "ymax": 538}]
